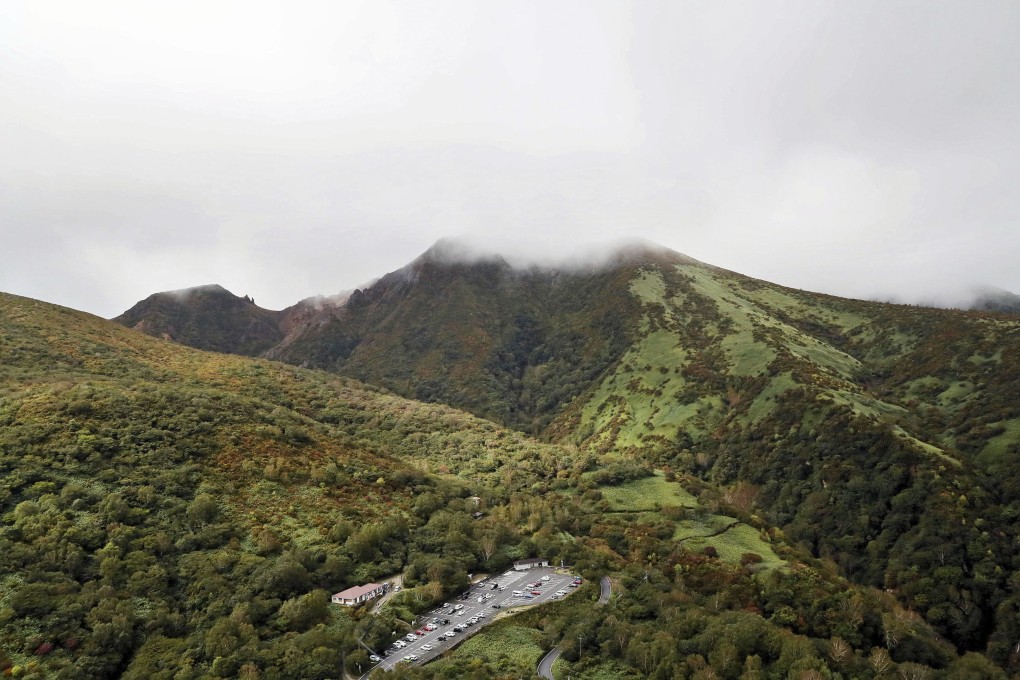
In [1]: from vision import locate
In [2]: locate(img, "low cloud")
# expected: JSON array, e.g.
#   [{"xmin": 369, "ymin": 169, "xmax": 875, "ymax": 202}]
[{"xmin": 1, "ymin": 1, "xmax": 1018, "ymax": 316}]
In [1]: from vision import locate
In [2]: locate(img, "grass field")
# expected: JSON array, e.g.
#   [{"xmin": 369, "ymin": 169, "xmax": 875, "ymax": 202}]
[
  {"xmin": 680, "ymin": 523, "xmax": 784, "ymax": 568},
  {"xmin": 600, "ymin": 472, "xmax": 698, "ymax": 511},
  {"xmin": 601, "ymin": 472, "xmax": 786, "ymax": 570},
  {"xmin": 672, "ymin": 514, "xmax": 737, "ymax": 541},
  {"xmin": 978, "ymin": 418, "xmax": 1020, "ymax": 474}
]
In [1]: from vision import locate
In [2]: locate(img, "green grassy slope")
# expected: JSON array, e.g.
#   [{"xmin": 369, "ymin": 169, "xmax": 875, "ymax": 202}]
[{"xmin": 545, "ymin": 258, "xmax": 1020, "ymax": 660}]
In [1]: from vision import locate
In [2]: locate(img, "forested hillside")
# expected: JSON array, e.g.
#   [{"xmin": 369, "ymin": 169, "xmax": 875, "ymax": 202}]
[
  {"xmin": 99, "ymin": 241, "xmax": 1020, "ymax": 675},
  {"xmin": 5, "ymin": 291, "xmax": 1011, "ymax": 678}
]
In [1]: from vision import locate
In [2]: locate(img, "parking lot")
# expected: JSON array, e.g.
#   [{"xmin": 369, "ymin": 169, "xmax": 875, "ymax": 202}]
[{"xmin": 372, "ymin": 567, "xmax": 581, "ymax": 671}]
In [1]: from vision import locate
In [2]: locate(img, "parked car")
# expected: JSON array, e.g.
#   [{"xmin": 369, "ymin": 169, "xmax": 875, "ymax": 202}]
[
  {"xmin": 530, "ymin": 590, "xmax": 541, "ymax": 595},
  {"xmin": 405, "ymin": 634, "xmax": 417, "ymax": 641},
  {"xmin": 394, "ymin": 641, "xmax": 406, "ymax": 648},
  {"xmin": 541, "ymin": 575, "xmax": 550, "ymax": 581},
  {"xmin": 491, "ymin": 604, "xmax": 501, "ymax": 609},
  {"xmin": 369, "ymin": 655, "xmax": 381, "ymax": 662}
]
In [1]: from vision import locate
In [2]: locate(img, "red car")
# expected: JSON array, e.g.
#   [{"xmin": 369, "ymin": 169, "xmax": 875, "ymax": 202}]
[
  {"xmin": 530, "ymin": 590, "xmax": 541, "ymax": 595},
  {"xmin": 415, "ymin": 629, "xmax": 427, "ymax": 636}
]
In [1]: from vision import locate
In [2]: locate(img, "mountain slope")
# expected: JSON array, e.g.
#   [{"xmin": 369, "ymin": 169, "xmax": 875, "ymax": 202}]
[
  {"xmin": 113, "ymin": 284, "xmax": 288, "ymax": 355},
  {"xmin": 0, "ymin": 292, "xmax": 594, "ymax": 677},
  {"xmin": 266, "ymin": 242, "xmax": 679, "ymax": 432},
  {"xmin": 542, "ymin": 258, "xmax": 1020, "ymax": 655},
  {"xmin": 113, "ymin": 241, "xmax": 1020, "ymax": 665},
  {"xmin": 6, "ymin": 289, "xmax": 1017, "ymax": 677}
]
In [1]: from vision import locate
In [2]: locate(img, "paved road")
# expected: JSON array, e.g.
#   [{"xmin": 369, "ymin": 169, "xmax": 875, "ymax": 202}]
[
  {"xmin": 370, "ymin": 574, "xmax": 404, "ymax": 614},
  {"xmin": 373, "ymin": 567, "xmax": 579, "ymax": 672},
  {"xmin": 537, "ymin": 644, "xmax": 562, "ymax": 680},
  {"xmin": 538, "ymin": 577, "xmax": 611, "ymax": 680}
]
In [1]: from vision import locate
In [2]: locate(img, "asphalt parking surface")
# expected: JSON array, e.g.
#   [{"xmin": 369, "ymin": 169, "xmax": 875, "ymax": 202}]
[{"xmin": 372, "ymin": 567, "xmax": 581, "ymax": 672}]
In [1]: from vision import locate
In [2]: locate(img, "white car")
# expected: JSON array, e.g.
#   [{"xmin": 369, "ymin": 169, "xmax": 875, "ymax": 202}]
[
  {"xmin": 541, "ymin": 575, "xmax": 550, "ymax": 581},
  {"xmin": 421, "ymin": 644, "xmax": 433, "ymax": 651},
  {"xmin": 394, "ymin": 641, "xmax": 406, "ymax": 648}
]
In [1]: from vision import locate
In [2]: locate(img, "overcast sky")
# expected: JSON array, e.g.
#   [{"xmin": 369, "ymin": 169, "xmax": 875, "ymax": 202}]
[{"xmin": 2, "ymin": 1, "xmax": 1019, "ymax": 317}]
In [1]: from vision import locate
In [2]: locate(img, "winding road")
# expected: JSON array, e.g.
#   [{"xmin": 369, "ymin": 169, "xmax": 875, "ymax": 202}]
[{"xmin": 537, "ymin": 577, "xmax": 612, "ymax": 680}]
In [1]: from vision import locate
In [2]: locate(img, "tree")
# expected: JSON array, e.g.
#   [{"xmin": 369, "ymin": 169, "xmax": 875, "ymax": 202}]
[{"xmin": 187, "ymin": 494, "xmax": 220, "ymax": 526}]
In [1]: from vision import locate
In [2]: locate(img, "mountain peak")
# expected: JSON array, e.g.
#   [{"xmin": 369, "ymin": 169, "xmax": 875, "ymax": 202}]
[
  {"xmin": 417, "ymin": 237, "xmax": 511, "ymax": 266},
  {"xmin": 155, "ymin": 283, "xmax": 259, "ymax": 304},
  {"xmin": 970, "ymin": 285, "xmax": 1020, "ymax": 314},
  {"xmin": 410, "ymin": 236, "xmax": 698, "ymax": 274},
  {"xmin": 113, "ymin": 283, "xmax": 283, "ymax": 354}
]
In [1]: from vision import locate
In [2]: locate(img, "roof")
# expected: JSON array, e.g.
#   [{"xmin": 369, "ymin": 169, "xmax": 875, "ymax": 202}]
[
  {"xmin": 333, "ymin": 583, "xmax": 384, "ymax": 600},
  {"xmin": 514, "ymin": 557, "xmax": 547, "ymax": 566}
]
